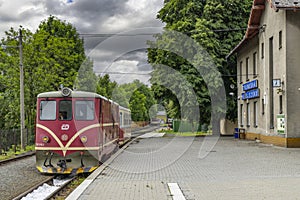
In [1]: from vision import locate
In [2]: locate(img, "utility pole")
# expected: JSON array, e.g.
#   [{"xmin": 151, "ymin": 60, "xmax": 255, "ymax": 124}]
[{"xmin": 19, "ymin": 28, "xmax": 25, "ymax": 150}]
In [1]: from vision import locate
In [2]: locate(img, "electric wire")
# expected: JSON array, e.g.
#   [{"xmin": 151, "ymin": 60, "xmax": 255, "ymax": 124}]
[{"xmin": 78, "ymin": 27, "xmax": 255, "ymax": 38}]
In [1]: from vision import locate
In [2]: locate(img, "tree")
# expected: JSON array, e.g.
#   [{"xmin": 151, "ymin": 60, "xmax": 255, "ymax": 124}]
[
  {"xmin": 96, "ymin": 74, "xmax": 117, "ymax": 99},
  {"xmin": 30, "ymin": 15, "xmax": 86, "ymax": 90},
  {"xmin": 115, "ymin": 80, "xmax": 156, "ymax": 122},
  {"xmin": 129, "ymin": 90, "xmax": 147, "ymax": 122},
  {"xmin": 23, "ymin": 16, "xmax": 87, "ymax": 129},
  {"xmin": 75, "ymin": 58, "xmax": 97, "ymax": 92},
  {"xmin": 193, "ymin": 0, "xmax": 253, "ymax": 121},
  {"xmin": 148, "ymin": 0, "xmax": 252, "ymax": 133},
  {"xmin": 0, "ymin": 27, "xmax": 33, "ymax": 129},
  {"xmin": 0, "ymin": 16, "xmax": 87, "ymax": 130}
]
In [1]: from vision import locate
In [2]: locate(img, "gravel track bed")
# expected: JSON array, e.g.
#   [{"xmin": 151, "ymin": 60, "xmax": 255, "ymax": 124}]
[
  {"xmin": 0, "ymin": 126, "xmax": 159, "ymax": 200},
  {"xmin": 0, "ymin": 156, "xmax": 50, "ymax": 200}
]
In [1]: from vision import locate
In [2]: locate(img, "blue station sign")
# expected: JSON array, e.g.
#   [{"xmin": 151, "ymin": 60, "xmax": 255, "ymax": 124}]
[
  {"xmin": 242, "ymin": 88, "xmax": 260, "ymax": 100},
  {"xmin": 243, "ymin": 80, "xmax": 258, "ymax": 91}
]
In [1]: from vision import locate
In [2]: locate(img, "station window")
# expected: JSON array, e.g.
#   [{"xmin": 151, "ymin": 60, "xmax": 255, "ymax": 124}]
[
  {"xmin": 247, "ymin": 103, "xmax": 250, "ymax": 127},
  {"xmin": 261, "ymin": 98, "xmax": 265, "ymax": 115},
  {"xmin": 253, "ymin": 101, "xmax": 258, "ymax": 127},
  {"xmin": 253, "ymin": 52, "xmax": 257, "ymax": 78},
  {"xmin": 240, "ymin": 104, "xmax": 244, "ymax": 127},
  {"xmin": 246, "ymin": 57, "xmax": 249, "ymax": 81},
  {"xmin": 59, "ymin": 100, "xmax": 72, "ymax": 120},
  {"xmin": 40, "ymin": 100, "xmax": 56, "ymax": 120},
  {"xmin": 279, "ymin": 95, "xmax": 283, "ymax": 114},
  {"xmin": 279, "ymin": 30, "xmax": 282, "ymax": 49},
  {"xmin": 261, "ymin": 43, "xmax": 264, "ymax": 59},
  {"xmin": 239, "ymin": 61, "xmax": 243, "ymax": 83}
]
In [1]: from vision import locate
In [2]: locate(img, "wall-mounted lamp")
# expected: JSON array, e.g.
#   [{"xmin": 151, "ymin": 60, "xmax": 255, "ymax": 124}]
[
  {"xmin": 260, "ymin": 24, "xmax": 267, "ymax": 33},
  {"xmin": 277, "ymin": 88, "xmax": 283, "ymax": 94}
]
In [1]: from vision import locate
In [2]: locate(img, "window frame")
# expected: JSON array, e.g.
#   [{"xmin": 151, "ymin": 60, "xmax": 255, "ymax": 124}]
[{"xmin": 40, "ymin": 100, "xmax": 57, "ymax": 121}]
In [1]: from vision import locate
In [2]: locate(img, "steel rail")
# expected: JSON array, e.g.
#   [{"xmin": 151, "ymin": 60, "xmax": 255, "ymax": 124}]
[
  {"xmin": 44, "ymin": 176, "xmax": 76, "ymax": 200},
  {"xmin": 0, "ymin": 151, "xmax": 35, "ymax": 166},
  {"xmin": 12, "ymin": 176, "xmax": 55, "ymax": 200}
]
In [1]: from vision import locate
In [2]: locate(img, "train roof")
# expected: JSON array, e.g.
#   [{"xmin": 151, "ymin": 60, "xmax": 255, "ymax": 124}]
[
  {"xmin": 37, "ymin": 90, "xmax": 104, "ymax": 98},
  {"xmin": 37, "ymin": 88, "xmax": 121, "ymax": 106},
  {"xmin": 119, "ymin": 106, "xmax": 131, "ymax": 113}
]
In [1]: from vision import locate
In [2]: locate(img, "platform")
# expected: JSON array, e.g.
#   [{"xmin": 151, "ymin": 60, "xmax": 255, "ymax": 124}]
[{"xmin": 67, "ymin": 133, "xmax": 300, "ymax": 200}]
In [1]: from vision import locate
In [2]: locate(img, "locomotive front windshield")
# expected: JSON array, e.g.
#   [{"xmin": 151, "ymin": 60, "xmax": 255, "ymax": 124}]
[
  {"xmin": 40, "ymin": 101, "xmax": 56, "ymax": 120},
  {"xmin": 59, "ymin": 100, "xmax": 72, "ymax": 120},
  {"xmin": 75, "ymin": 100, "xmax": 94, "ymax": 120},
  {"xmin": 39, "ymin": 99, "xmax": 94, "ymax": 121}
]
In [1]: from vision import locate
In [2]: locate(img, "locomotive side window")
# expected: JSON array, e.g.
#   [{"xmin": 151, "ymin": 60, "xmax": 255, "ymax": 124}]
[
  {"xmin": 59, "ymin": 100, "xmax": 72, "ymax": 120},
  {"xmin": 40, "ymin": 101, "xmax": 56, "ymax": 120},
  {"xmin": 75, "ymin": 100, "xmax": 94, "ymax": 120}
]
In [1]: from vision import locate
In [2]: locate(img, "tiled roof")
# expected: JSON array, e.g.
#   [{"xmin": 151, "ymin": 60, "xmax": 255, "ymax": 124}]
[
  {"xmin": 273, "ymin": 0, "xmax": 300, "ymax": 9},
  {"xmin": 246, "ymin": 0, "xmax": 265, "ymax": 39},
  {"xmin": 227, "ymin": 0, "xmax": 300, "ymax": 58}
]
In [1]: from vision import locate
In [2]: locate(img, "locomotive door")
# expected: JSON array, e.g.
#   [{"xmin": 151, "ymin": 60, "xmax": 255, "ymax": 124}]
[
  {"xmin": 98, "ymin": 98, "xmax": 104, "ymax": 162},
  {"xmin": 99, "ymin": 99, "xmax": 109, "ymax": 162}
]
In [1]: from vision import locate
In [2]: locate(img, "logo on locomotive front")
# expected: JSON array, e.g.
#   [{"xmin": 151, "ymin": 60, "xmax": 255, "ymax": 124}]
[{"xmin": 61, "ymin": 124, "xmax": 70, "ymax": 130}]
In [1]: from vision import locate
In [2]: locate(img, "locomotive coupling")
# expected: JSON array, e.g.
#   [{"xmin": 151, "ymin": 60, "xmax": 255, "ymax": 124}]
[{"xmin": 57, "ymin": 159, "xmax": 72, "ymax": 170}]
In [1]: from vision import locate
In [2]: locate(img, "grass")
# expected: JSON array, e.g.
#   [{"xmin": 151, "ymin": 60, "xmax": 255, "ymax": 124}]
[
  {"xmin": 160, "ymin": 129, "xmax": 212, "ymax": 137},
  {"xmin": 55, "ymin": 175, "xmax": 88, "ymax": 199},
  {"xmin": 0, "ymin": 145, "xmax": 35, "ymax": 161}
]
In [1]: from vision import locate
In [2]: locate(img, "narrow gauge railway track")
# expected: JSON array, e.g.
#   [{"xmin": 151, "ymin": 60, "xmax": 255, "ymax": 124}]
[
  {"xmin": 0, "ymin": 151, "xmax": 35, "ymax": 166},
  {"xmin": 0, "ymin": 155, "xmax": 51, "ymax": 200},
  {"xmin": 4, "ymin": 125, "xmax": 158, "ymax": 200},
  {"xmin": 13, "ymin": 176, "xmax": 55, "ymax": 200},
  {"xmin": 13, "ymin": 175, "xmax": 77, "ymax": 200}
]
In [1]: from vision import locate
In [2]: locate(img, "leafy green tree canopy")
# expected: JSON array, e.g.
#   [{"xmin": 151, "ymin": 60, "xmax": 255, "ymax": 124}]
[{"xmin": 148, "ymin": 0, "xmax": 252, "ymax": 129}]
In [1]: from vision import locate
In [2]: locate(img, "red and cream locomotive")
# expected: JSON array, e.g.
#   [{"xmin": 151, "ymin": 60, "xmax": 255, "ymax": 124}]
[{"xmin": 35, "ymin": 87, "xmax": 131, "ymax": 174}]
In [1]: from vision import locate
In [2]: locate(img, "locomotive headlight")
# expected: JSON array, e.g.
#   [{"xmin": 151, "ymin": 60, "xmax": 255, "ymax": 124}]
[
  {"xmin": 61, "ymin": 87, "xmax": 72, "ymax": 97},
  {"xmin": 80, "ymin": 136, "xmax": 88, "ymax": 143},
  {"xmin": 42, "ymin": 136, "xmax": 50, "ymax": 143}
]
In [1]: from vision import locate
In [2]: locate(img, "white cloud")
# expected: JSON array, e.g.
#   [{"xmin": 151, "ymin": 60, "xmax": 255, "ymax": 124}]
[
  {"xmin": 0, "ymin": 0, "xmax": 164, "ymax": 85},
  {"xmin": 105, "ymin": 59, "xmax": 151, "ymax": 85}
]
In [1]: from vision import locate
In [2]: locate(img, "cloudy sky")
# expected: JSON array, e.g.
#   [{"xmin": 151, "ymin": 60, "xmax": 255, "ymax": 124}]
[{"xmin": 0, "ymin": 0, "xmax": 165, "ymax": 85}]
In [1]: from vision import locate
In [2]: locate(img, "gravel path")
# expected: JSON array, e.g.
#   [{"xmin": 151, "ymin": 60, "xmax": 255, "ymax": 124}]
[{"xmin": 0, "ymin": 156, "xmax": 50, "ymax": 200}]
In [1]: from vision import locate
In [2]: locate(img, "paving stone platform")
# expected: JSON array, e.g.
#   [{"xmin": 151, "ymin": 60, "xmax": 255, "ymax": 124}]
[{"xmin": 67, "ymin": 133, "xmax": 300, "ymax": 200}]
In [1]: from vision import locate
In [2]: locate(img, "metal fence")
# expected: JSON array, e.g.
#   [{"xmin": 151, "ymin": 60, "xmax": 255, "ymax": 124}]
[{"xmin": 0, "ymin": 129, "xmax": 35, "ymax": 154}]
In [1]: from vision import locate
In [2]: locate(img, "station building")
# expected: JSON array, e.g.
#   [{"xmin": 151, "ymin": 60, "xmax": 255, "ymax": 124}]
[{"xmin": 228, "ymin": 0, "xmax": 300, "ymax": 147}]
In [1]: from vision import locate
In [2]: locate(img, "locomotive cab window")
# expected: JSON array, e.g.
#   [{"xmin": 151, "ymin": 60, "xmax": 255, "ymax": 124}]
[
  {"xmin": 75, "ymin": 100, "xmax": 94, "ymax": 120},
  {"xmin": 40, "ymin": 101, "xmax": 56, "ymax": 120},
  {"xmin": 59, "ymin": 100, "xmax": 72, "ymax": 120}
]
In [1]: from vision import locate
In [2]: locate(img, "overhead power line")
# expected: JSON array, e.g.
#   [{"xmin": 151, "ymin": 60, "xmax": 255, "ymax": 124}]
[
  {"xmin": 95, "ymin": 71, "xmax": 151, "ymax": 75},
  {"xmin": 78, "ymin": 27, "xmax": 254, "ymax": 38},
  {"xmin": 94, "ymin": 71, "xmax": 260, "ymax": 77}
]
